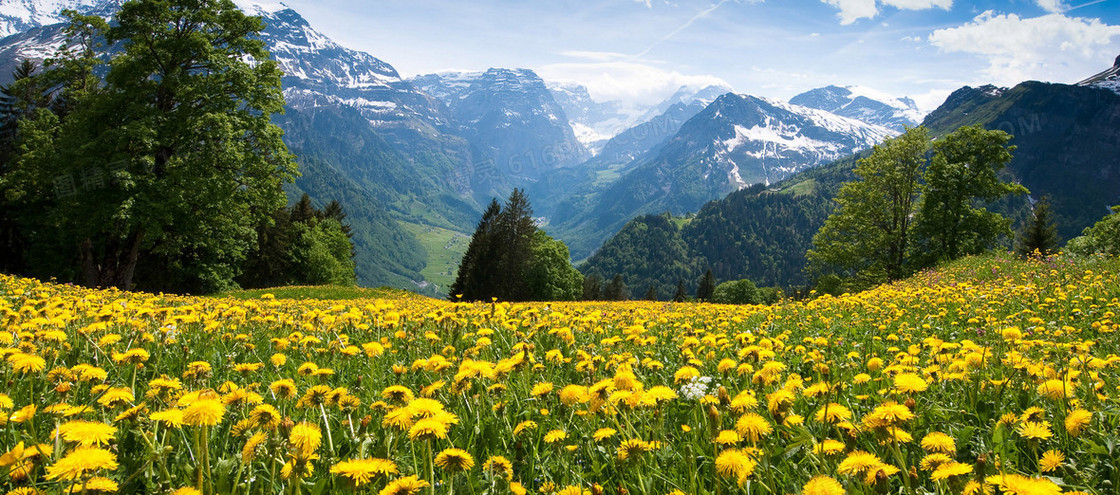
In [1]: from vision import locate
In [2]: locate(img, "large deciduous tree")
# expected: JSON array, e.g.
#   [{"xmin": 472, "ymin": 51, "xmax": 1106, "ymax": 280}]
[
  {"xmin": 807, "ymin": 127, "xmax": 929, "ymax": 285},
  {"xmin": 8, "ymin": 0, "xmax": 295, "ymax": 292},
  {"xmin": 910, "ymin": 125, "xmax": 1025, "ymax": 266}
]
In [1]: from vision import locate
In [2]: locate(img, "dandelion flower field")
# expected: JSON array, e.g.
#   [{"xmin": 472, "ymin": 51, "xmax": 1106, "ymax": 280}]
[{"xmin": 2, "ymin": 254, "xmax": 1119, "ymax": 494}]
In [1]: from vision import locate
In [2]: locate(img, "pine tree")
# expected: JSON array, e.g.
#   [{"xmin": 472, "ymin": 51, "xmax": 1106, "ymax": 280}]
[
  {"xmin": 449, "ymin": 199, "xmax": 501, "ymax": 301},
  {"xmin": 1016, "ymin": 196, "xmax": 1058, "ymax": 257},
  {"xmin": 644, "ymin": 285, "xmax": 658, "ymax": 301},
  {"xmin": 495, "ymin": 189, "xmax": 537, "ymax": 301},
  {"xmin": 604, "ymin": 274, "xmax": 628, "ymax": 301},
  {"xmin": 582, "ymin": 274, "xmax": 602, "ymax": 301},
  {"xmin": 673, "ymin": 279, "xmax": 687, "ymax": 302},
  {"xmin": 697, "ymin": 269, "xmax": 716, "ymax": 301}
]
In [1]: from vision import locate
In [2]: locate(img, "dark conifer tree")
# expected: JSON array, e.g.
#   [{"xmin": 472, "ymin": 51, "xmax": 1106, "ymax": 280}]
[
  {"xmin": 1017, "ymin": 196, "xmax": 1059, "ymax": 257},
  {"xmin": 582, "ymin": 274, "xmax": 602, "ymax": 300},
  {"xmin": 673, "ymin": 279, "xmax": 687, "ymax": 302},
  {"xmin": 644, "ymin": 285, "xmax": 658, "ymax": 301},
  {"xmin": 697, "ymin": 269, "xmax": 716, "ymax": 301},
  {"xmin": 449, "ymin": 199, "xmax": 501, "ymax": 301},
  {"xmin": 495, "ymin": 189, "xmax": 537, "ymax": 301},
  {"xmin": 604, "ymin": 274, "xmax": 628, "ymax": 301},
  {"xmin": 291, "ymin": 194, "xmax": 316, "ymax": 223}
]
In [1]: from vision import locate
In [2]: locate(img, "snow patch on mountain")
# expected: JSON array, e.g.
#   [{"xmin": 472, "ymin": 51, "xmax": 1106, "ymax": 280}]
[{"xmin": 0, "ymin": 0, "xmax": 115, "ymax": 37}]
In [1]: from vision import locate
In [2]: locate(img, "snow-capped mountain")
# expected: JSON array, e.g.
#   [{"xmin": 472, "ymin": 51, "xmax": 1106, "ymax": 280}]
[
  {"xmin": 0, "ymin": 0, "xmax": 117, "ymax": 37},
  {"xmin": 1077, "ymin": 54, "xmax": 1120, "ymax": 94},
  {"xmin": 411, "ymin": 69, "xmax": 588, "ymax": 188},
  {"xmin": 789, "ymin": 85, "xmax": 922, "ymax": 131},
  {"xmin": 551, "ymin": 92, "xmax": 897, "ymax": 259},
  {"xmin": 544, "ymin": 82, "xmax": 732, "ymax": 155}
]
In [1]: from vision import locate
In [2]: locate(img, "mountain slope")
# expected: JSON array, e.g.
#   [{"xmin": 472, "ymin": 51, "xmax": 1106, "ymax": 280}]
[
  {"xmin": 410, "ymin": 69, "xmax": 589, "ymax": 201},
  {"xmin": 553, "ymin": 93, "xmax": 894, "ymax": 259},
  {"xmin": 790, "ymin": 85, "xmax": 922, "ymax": 131}
]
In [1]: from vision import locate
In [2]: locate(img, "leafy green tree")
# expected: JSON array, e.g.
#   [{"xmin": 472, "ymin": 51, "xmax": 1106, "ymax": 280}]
[
  {"xmin": 604, "ymin": 274, "xmax": 628, "ymax": 301},
  {"xmin": 1066, "ymin": 206, "xmax": 1120, "ymax": 256},
  {"xmin": 911, "ymin": 125, "xmax": 1025, "ymax": 267},
  {"xmin": 807, "ymin": 127, "xmax": 929, "ymax": 285},
  {"xmin": 525, "ymin": 230, "xmax": 582, "ymax": 301},
  {"xmin": 1016, "ymin": 196, "xmax": 1059, "ymax": 258},
  {"xmin": 237, "ymin": 194, "xmax": 357, "ymax": 289},
  {"xmin": 6, "ymin": 1, "xmax": 295, "ymax": 292},
  {"xmin": 712, "ymin": 279, "xmax": 761, "ymax": 305},
  {"xmin": 291, "ymin": 218, "xmax": 356, "ymax": 286},
  {"xmin": 697, "ymin": 269, "xmax": 716, "ymax": 301},
  {"xmin": 582, "ymin": 274, "xmax": 602, "ymax": 301}
]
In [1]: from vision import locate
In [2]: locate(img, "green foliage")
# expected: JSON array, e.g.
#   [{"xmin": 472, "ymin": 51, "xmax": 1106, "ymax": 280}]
[
  {"xmin": 807, "ymin": 127, "xmax": 930, "ymax": 286},
  {"xmin": 233, "ymin": 194, "xmax": 357, "ymax": 289},
  {"xmin": 672, "ymin": 280, "xmax": 687, "ymax": 302},
  {"xmin": 809, "ymin": 125, "xmax": 1024, "ymax": 288},
  {"xmin": 696, "ymin": 269, "xmax": 716, "ymax": 302},
  {"xmin": 525, "ymin": 230, "xmax": 583, "ymax": 301},
  {"xmin": 450, "ymin": 190, "xmax": 581, "ymax": 302},
  {"xmin": 582, "ymin": 274, "xmax": 602, "ymax": 301},
  {"xmin": 603, "ymin": 274, "xmax": 628, "ymax": 301},
  {"xmin": 218, "ymin": 285, "xmax": 410, "ymax": 301},
  {"xmin": 2, "ymin": 1, "xmax": 295, "ymax": 293},
  {"xmin": 910, "ymin": 125, "xmax": 1026, "ymax": 267},
  {"xmin": 1066, "ymin": 206, "xmax": 1120, "ymax": 257},
  {"xmin": 712, "ymin": 279, "xmax": 761, "ymax": 305},
  {"xmin": 579, "ymin": 213, "xmax": 703, "ymax": 300},
  {"xmin": 1016, "ymin": 196, "xmax": 1059, "ymax": 257}
]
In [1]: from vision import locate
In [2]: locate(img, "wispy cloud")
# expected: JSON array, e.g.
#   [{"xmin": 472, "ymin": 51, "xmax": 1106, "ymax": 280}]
[
  {"xmin": 537, "ymin": 61, "xmax": 730, "ymax": 105},
  {"xmin": 633, "ymin": 0, "xmax": 736, "ymax": 59},
  {"xmin": 559, "ymin": 51, "xmax": 632, "ymax": 62}
]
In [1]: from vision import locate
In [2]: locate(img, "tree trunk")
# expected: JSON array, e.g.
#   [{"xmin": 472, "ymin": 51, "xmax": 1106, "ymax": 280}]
[{"xmin": 79, "ymin": 229, "xmax": 145, "ymax": 291}]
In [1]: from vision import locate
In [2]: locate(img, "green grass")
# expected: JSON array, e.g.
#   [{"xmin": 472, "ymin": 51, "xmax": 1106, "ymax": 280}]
[
  {"xmin": 779, "ymin": 178, "xmax": 818, "ymax": 196},
  {"xmin": 401, "ymin": 221, "xmax": 471, "ymax": 292},
  {"xmin": 218, "ymin": 285, "xmax": 414, "ymax": 301}
]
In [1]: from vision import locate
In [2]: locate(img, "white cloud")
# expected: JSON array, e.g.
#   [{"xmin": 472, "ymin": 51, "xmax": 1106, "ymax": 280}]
[
  {"xmin": 559, "ymin": 51, "xmax": 631, "ymax": 62},
  {"xmin": 1035, "ymin": 0, "xmax": 1065, "ymax": 13},
  {"xmin": 929, "ymin": 11, "xmax": 1120, "ymax": 85},
  {"xmin": 536, "ymin": 61, "xmax": 730, "ymax": 105},
  {"xmin": 822, "ymin": 0, "xmax": 952, "ymax": 25}
]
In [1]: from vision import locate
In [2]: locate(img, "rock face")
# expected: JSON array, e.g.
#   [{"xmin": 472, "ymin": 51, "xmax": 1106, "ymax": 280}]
[
  {"xmin": 789, "ymin": 85, "xmax": 922, "ymax": 131},
  {"xmin": 411, "ymin": 69, "xmax": 589, "ymax": 195}
]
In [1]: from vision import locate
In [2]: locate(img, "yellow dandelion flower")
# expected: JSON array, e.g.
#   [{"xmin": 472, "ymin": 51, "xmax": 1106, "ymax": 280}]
[
  {"xmin": 408, "ymin": 417, "xmax": 449, "ymax": 441},
  {"xmin": 434, "ymin": 447, "xmax": 474, "ymax": 472},
  {"xmin": 593, "ymin": 428, "xmax": 617, "ymax": 442},
  {"xmin": 45, "ymin": 447, "xmax": 118, "ymax": 481},
  {"xmin": 330, "ymin": 457, "xmax": 398, "ymax": 486},
  {"xmin": 1036, "ymin": 379, "xmax": 1072, "ymax": 400},
  {"xmin": 1017, "ymin": 421, "xmax": 1053, "ymax": 441},
  {"xmin": 715, "ymin": 448, "xmax": 756, "ymax": 481},
  {"xmin": 1065, "ymin": 409, "xmax": 1091, "ymax": 436},
  {"xmin": 920, "ymin": 431, "xmax": 956, "ymax": 454},
  {"xmin": 56, "ymin": 420, "xmax": 117, "ymax": 447},
  {"xmin": 377, "ymin": 475, "xmax": 429, "ymax": 495},
  {"xmin": 1039, "ymin": 449, "xmax": 1064, "ymax": 472},
  {"xmin": 813, "ymin": 439, "xmax": 845, "ymax": 456},
  {"xmin": 289, "ymin": 422, "xmax": 322, "ymax": 455},
  {"xmin": 930, "ymin": 461, "xmax": 972, "ymax": 481},
  {"xmin": 181, "ymin": 398, "xmax": 225, "ymax": 427},
  {"xmin": 149, "ymin": 409, "xmax": 184, "ymax": 428},
  {"xmin": 482, "ymin": 455, "xmax": 513, "ymax": 478},
  {"xmin": 837, "ymin": 451, "xmax": 882, "ymax": 476},
  {"xmin": 814, "ymin": 403, "xmax": 852, "ymax": 424},
  {"xmin": 893, "ymin": 373, "xmax": 928, "ymax": 393},
  {"xmin": 544, "ymin": 429, "xmax": 567, "ymax": 444},
  {"xmin": 802, "ymin": 475, "xmax": 845, "ymax": 495}
]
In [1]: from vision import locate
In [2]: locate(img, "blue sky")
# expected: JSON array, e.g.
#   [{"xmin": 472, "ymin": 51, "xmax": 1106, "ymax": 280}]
[{"xmin": 280, "ymin": 0, "xmax": 1120, "ymax": 112}]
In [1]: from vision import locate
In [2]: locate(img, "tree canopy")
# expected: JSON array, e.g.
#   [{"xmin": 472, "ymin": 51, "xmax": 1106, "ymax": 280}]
[
  {"xmin": 1, "ymin": 0, "xmax": 297, "ymax": 293},
  {"xmin": 809, "ymin": 125, "xmax": 1026, "ymax": 288},
  {"xmin": 450, "ymin": 189, "xmax": 582, "ymax": 302}
]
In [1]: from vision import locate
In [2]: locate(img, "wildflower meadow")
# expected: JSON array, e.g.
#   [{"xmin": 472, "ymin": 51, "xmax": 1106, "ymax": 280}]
[{"xmin": 1, "ymin": 253, "xmax": 1119, "ymax": 495}]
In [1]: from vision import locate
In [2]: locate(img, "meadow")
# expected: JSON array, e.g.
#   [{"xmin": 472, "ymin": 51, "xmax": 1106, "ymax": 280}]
[{"xmin": 1, "ymin": 252, "xmax": 1118, "ymax": 495}]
